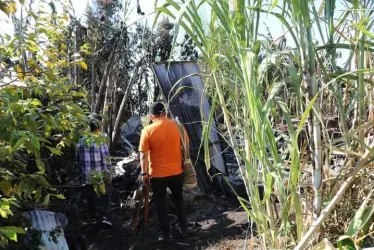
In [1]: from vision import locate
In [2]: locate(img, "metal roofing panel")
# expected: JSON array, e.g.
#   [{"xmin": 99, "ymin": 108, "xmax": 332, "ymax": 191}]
[{"xmin": 152, "ymin": 62, "xmax": 227, "ymax": 190}]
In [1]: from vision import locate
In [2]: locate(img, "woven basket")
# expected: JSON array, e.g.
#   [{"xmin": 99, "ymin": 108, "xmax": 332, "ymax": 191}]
[
  {"xmin": 182, "ymin": 158, "xmax": 197, "ymax": 189},
  {"xmin": 175, "ymin": 119, "xmax": 197, "ymax": 190}
]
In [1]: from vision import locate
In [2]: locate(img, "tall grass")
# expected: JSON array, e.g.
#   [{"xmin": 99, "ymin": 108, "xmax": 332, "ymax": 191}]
[{"xmin": 156, "ymin": 0, "xmax": 374, "ymax": 248}]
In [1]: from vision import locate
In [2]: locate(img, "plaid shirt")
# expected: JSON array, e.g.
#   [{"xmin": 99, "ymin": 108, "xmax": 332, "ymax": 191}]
[{"xmin": 76, "ymin": 137, "xmax": 111, "ymax": 184}]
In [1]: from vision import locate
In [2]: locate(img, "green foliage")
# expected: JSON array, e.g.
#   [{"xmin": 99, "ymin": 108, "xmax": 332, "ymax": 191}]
[
  {"xmin": 0, "ymin": 0, "xmax": 96, "ymax": 248},
  {"xmin": 0, "ymin": 226, "xmax": 25, "ymax": 247},
  {"xmin": 87, "ymin": 170, "xmax": 111, "ymax": 195},
  {"xmin": 337, "ymin": 236, "xmax": 358, "ymax": 250},
  {"xmin": 157, "ymin": 0, "xmax": 374, "ymax": 249},
  {"xmin": 347, "ymin": 205, "xmax": 374, "ymax": 237},
  {"xmin": 0, "ymin": 0, "xmax": 17, "ymax": 16}
]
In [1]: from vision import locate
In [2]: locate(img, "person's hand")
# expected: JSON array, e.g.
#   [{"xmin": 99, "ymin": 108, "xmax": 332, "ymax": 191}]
[{"xmin": 142, "ymin": 174, "xmax": 149, "ymax": 185}]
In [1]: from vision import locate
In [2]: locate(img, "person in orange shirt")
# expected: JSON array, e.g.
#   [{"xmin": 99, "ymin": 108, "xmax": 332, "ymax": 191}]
[{"xmin": 139, "ymin": 102, "xmax": 189, "ymax": 243}]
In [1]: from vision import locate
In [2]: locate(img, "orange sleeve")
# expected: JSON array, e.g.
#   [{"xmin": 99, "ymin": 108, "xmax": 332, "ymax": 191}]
[{"xmin": 139, "ymin": 128, "xmax": 150, "ymax": 152}]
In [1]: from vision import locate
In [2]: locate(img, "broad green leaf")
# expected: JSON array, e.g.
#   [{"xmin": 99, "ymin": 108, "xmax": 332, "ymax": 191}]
[
  {"xmin": 45, "ymin": 146, "xmax": 62, "ymax": 156},
  {"xmin": 337, "ymin": 235, "xmax": 357, "ymax": 250},
  {"xmin": 78, "ymin": 61, "xmax": 88, "ymax": 71},
  {"xmin": 31, "ymin": 135, "xmax": 40, "ymax": 150},
  {"xmin": 51, "ymin": 194, "xmax": 65, "ymax": 199},
  {"xmin": 43, "ymin": 194, "xmax": 50, "ymax": 205},
  {"xmin": 0, "ymin": 228, "xmax": 17, "ymax": 242},
  {"xmin": 36, "ymin": 159, "xmax": 45, "ymax": 173},
  {"xmin": 30, "ymin": 99, "xmax": 42, "ymax": 106},
  {"xmin": 0, "ymin": 2, "xmax": 10, "ymax": 16},
  {"xmin": 0, "ymin": 226, "xmax": 25, "ymax": 234},
  {"xmin": 15, "ymin": 64, "xmax": 25, "ymax": 81},
  {"xmin": 34, "ymin": 187, "xmax": 42, "ymax": 202},
  {"xmin": 0, "ymin": 209, "xmax": 8, "ymax": 218},
  {"xmin": 347, "ymin": 205, "xmax": 374, "ymax": 237},
  {"xmin": 0, "ymin": 147, "xmax": 11, "ymax": 160},
  {"xmin": 8, "ymin": 1, "xmax": 16, "ymax": 13},
  {"xmin": 1, "ymin": 180, "xmax": 12, "ymax": 197},
  {"xmin": 12, "ymin": 137, "xmax": 26, "ymax": 152},
  {"xmin": 16, "ymin": 180, "xmax": 26, "ymax": 196}
]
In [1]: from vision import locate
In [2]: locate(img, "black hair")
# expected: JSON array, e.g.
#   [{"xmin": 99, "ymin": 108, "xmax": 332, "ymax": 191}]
[{"xmin": 90, "ymin": 119, "xmax": 100, "ymax": 132}]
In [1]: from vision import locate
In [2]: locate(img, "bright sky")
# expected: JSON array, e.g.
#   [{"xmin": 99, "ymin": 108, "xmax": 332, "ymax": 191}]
[
  {"xmin": 0, "ymin": 0, "xmax": 322, "ymax": 43},
  {"xmin": 70, "ymin": 0, "xmax": 174, "ymax": 27},
  {"xmin": 0, "ymin": 0, "xmax": 351, "ymax": 65},
  {"xmin": 0, "ymin": 0, "xmax": 163, "ymax": 34}
]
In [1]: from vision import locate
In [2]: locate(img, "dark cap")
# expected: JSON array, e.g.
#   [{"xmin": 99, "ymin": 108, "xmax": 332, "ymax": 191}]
[{"xmin": 149, "ymin": 102, "xmax": 165, "ymax": 115}]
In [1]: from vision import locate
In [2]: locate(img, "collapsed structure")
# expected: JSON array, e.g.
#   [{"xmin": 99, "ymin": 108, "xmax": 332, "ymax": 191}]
[{"xmin": 151, "ymin": 61, "xmax": 244, "ymax": 196}]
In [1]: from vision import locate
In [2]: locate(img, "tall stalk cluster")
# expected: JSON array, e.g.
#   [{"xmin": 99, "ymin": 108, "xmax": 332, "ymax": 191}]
[{"xmin": 156, "ymin": 0, "xmax": 374, "ymax": 248}]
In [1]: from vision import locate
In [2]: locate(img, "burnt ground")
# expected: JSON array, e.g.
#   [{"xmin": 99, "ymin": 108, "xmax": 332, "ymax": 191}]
[{"xmin": 81, "ymin": 189, "xmax": 249, "ymax": 250}]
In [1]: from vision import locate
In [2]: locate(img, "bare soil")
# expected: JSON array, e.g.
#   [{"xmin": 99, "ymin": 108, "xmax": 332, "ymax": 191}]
[{"xmin": 81, "ymin": 189, "xmax": 249, "ymax": 250}]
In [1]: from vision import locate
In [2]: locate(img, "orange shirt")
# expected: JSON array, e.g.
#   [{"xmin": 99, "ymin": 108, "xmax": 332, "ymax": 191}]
[{"xmin": 139, "ymin": 117, "xmax": 189, "ymax": 178}]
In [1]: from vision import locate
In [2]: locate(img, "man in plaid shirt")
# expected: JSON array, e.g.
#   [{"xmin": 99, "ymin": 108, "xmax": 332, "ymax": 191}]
[{"xmin": 76, "ymin": 120, "xmax": 112, "ymax": 226}]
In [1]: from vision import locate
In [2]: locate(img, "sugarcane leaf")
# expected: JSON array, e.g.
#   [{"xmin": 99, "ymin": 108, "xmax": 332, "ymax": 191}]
[
  {"xmin": 263, "ymin": 173, "xmax": 273, "ymax": 202},
  {"xmin": 247, "ymin": 7, "xmax": 300, "ymax": 49},
  {"xmin": 347, "ymin": 205, "xmax": 374, "ymax": 237},
  {"xmin": 294, "ymin": 193, "xmax": 303, "ymax": 240},
  {"xmin": 337, "ymin": 235, "xmax": 356, "ymax": 250},
  {"xmin": 312, "ymin": 238, "xmax": 335, "ymax": 250},
  {"xmin": 263, "ymin": 81, "xmax": 284, "ymax": 115}
]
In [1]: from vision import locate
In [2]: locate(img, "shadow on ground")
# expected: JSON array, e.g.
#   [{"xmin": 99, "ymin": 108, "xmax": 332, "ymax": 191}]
[{"xmin": 82, "ymin": 191, "xmax": 249, "ymax": 250}]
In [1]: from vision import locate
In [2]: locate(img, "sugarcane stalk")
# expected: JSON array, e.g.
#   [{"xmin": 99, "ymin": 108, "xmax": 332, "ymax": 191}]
[
  {"xmin": 295, "ymin": 140, "xmax": 374, "ymax": 250},
  {"xmin": 358, "ymin": 35, "xmax": 365, "ymax": 144},
  {"xmin": 299, "ymin": 0, "xmax": 323, "ymax": 221}
]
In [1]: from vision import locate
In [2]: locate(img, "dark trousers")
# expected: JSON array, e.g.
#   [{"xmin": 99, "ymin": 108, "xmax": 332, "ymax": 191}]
[
  {"xmin": 150, "ymin": 173, "xmax": 186, "ymax": 235},
  {"xmin": 81, "ymin": 182, "xmax": 112, "ymax": 220}
]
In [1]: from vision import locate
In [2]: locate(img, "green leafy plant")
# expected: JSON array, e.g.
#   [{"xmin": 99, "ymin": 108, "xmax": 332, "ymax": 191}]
[
  {"xmin": 0, "ymin": 0, "xmax": 96, "ymax": 248},
  {"xmin": 88, "ymin": 170, "xmax": 111, "ymax": 195}
]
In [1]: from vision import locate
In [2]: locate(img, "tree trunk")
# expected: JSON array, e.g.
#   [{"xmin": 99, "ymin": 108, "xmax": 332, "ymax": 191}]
[
  {"xmin": 138, "ymin": 71, "xmax": 143, "ymax": 112},
  {"xmin": 111, "ymin": 60, "xmax": 142, "ymax": 147},
  {"xmin": 101, "ymin": 77, "xmax": 111, "ymax": 134},
  {"xmin": 111, "ymin": 76, "xmax": 120, "ymax": 134},
  {"xmin": 93, "ymin": 38, "xmax": 119, "ymax": 114},
  {"xmin": 90, "ymin": 60, "xmax": 97, "ymax": 110}
]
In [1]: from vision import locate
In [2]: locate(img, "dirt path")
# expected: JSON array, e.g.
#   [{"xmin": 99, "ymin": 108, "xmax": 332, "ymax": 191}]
[{"xmin": 82, "ymin": 190, "xmax": 249, "ymax": 250}]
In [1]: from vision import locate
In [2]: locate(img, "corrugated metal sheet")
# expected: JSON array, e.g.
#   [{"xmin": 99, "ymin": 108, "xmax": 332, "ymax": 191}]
[
  {"xmin": 152, "ymin": 61, "xmax": 227, "ymax": 194},
  {"xmin": 24, "ymin": 210, "xmax": 69, "ymax": 250}
]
